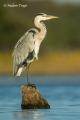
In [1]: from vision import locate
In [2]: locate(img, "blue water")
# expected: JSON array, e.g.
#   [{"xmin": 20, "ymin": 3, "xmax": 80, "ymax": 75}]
[{"xmin": 0, "ymin": 76, "xmax": 80, "ymax": 120}]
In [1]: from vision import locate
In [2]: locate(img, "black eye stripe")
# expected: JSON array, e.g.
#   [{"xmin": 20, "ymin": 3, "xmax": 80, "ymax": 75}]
[{"xmin": 37, "ymin": 13, "xmax": 44, "ymax": 15}]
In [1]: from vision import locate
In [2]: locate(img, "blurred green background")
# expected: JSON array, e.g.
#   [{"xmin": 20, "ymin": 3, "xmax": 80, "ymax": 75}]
[{"xmin": 0, "ymin": 0, "xmax": 80, "ymax": 75}]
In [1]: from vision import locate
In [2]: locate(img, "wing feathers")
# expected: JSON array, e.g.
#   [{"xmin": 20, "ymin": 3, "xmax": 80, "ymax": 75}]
[{"xmin": 12, "ymin": 28, "xmax": 38, "ymax": 76}]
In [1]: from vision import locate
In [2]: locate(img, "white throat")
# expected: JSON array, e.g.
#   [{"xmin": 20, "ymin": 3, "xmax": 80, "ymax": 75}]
[
  {"xmin": 34, "ymin": 17, "xmax": 47, "ymax": 59},
  {"xmin": 34, "ymin": 17, "xmax": 47, "ymax": 41}
]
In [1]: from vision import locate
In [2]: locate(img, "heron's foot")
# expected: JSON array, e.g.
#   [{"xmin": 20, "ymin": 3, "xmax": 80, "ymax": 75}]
[{"xmin": 27, "ymin": 83, "xmax": 36, "ymax": 88}]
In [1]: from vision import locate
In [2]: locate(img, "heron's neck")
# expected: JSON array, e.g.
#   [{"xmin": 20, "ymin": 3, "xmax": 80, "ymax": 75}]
[{"xmin": 34, "ymin": 20, "xmax": 47, "ymax": 41}]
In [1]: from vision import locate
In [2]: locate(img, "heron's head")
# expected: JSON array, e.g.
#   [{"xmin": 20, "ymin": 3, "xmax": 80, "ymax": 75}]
[{"xmin": 34, "ymin": 13, "xmax": 59, "ymax": 22}]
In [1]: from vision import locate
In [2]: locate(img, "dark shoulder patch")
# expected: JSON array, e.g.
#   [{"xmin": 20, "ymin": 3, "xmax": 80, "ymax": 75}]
[
  {"xmin": 29, "ymin": 29, "xmax": 36, "ymax": 34},
  {"xmin": 28, "ymin": 29, "xmax": 36, "ymax": 38}
]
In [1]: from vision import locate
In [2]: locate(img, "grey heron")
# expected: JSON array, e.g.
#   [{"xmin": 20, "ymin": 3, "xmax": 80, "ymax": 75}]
[{"xmin": 12, "ymin": 13, "xmax": 58, "ymax": 83}]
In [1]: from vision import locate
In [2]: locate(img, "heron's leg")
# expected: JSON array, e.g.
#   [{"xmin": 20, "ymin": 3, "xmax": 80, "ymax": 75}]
[
  {"xmin": 27, "ymin": 63, "xmax": 31, "ymax": 84},
  {"xmin": 27, "ymin": 64, "xmax": 36, "ymax": 87}
]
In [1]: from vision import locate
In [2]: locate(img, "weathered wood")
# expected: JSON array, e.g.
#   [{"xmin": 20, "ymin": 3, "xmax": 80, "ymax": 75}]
[{"xmin": 21, "ymin": 84, "xmax": 50, "ymax": 109}]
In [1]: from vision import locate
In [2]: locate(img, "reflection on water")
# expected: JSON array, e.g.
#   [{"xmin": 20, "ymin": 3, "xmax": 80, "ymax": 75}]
[
  {"xmin": 0, "ymin": 76, "xmax": 80, "ymax": 120},
  {"xmin": 13, "ymin": 110, "xmax": 42, "ymax": 120}
]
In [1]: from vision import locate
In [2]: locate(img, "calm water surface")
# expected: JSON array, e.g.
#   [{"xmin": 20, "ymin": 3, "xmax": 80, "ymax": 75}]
[{"xmin": 0, "ymin": 76, "xmax": 80, "ymax": 120}]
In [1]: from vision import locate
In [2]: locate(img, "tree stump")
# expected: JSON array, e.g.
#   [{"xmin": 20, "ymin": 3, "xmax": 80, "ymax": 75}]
[{"xmin": 21, "ymin": 84, "xmax": 50, "ymax": 109}]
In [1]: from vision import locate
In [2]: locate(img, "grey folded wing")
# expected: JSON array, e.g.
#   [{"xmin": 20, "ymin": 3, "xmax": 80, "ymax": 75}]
[{"xmin": 12, "ymin": 29, "xmax": 37, "ymax": 75}]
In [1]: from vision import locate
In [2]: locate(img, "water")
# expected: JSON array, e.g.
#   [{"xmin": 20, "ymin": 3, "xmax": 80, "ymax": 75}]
[{"xmin": 0, "ymin": 76, "xmax": 80, "ymax": 120}]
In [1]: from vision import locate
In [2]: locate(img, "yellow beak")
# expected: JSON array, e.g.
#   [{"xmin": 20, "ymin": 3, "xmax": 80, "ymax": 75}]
[{"xmin": 47, "ymin": 15, "xmax": 59, "ymax": 20}]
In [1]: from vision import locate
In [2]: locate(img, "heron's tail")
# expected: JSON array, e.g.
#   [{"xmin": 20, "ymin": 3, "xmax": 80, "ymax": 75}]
[
  {"xmin": 16, "ymin": 67, "xmax": 23, "ymax": 76},
  {"xmin": 13, "ymin": 66, "xmax": 23, "ymax": 76}
]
